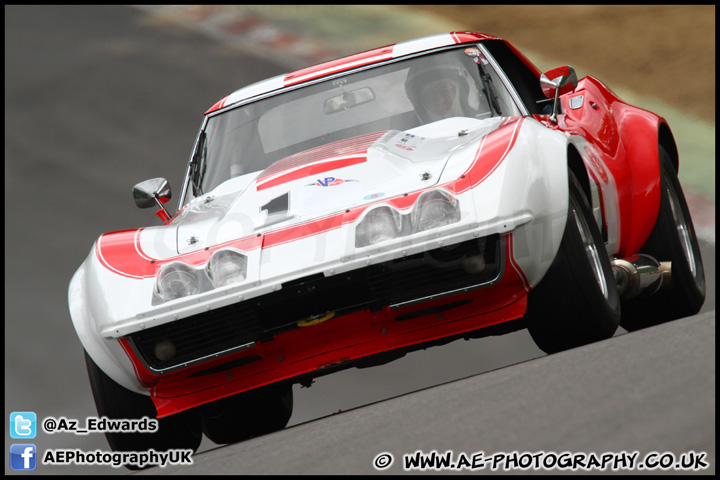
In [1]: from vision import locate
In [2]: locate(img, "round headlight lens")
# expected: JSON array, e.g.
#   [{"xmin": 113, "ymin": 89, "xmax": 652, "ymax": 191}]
[
  {"xmin": 355, "ymin": 207, "xmax": 402, "ymax": 247},
  {"xmin": 207, "ymin": 250, "xmax": 247, "ymax": 287},
  {"xmin": 414, "ymin": 193, "xmax": 460, "ymax": 233},
  {"xmin": 157, "ymin": 263, "xmax": 201, "ymax": 301}
]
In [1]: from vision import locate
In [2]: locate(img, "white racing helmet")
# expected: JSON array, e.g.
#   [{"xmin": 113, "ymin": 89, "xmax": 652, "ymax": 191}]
[{"xmin": 404, "ymin": 52, "xmax": 482, "ymax": 123}]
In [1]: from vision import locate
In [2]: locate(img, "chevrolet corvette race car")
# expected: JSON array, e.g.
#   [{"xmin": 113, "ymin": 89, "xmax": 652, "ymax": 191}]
[{"xmin": 69, "ymin": 31, "xmax": 705, "ymax": 458}]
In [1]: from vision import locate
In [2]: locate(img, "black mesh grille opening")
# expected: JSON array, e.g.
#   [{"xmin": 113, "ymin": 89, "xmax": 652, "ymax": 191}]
[
  {"xmin": 129, "ymin": 302, "xmax": 262, "ymax": 372},
  {"xmin": 365, "ymin": 234, "xmax": 501, "ymax": 306}
]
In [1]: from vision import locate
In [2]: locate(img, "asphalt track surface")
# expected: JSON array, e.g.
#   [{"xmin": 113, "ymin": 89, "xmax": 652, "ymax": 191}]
[{"xmin": 4, "ymin": 5, "xmax": 715, "ymax": 475}]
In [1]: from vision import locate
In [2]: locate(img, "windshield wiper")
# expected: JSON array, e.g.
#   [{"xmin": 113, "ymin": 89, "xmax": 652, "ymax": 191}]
[{"xmin": 476, "ymin": 62, "xmax": 502, "ymax": 116}]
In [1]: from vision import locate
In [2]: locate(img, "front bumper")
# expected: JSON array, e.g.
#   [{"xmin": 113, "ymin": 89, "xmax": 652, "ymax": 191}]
[{"xmin": 119, "ymin": 233, "xmax": 530, "ymax": 418}]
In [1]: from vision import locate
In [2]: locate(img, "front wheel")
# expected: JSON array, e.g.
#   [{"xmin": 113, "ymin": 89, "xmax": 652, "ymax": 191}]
[
  {"xmin": 201, "ymin": 383, "xmax": 294, "ymax": 445},
  {"xmin": 620, "ymin": 146, "xmax": 705, "ymax": 330},
  {"xmin": 526, "ymin": 171, "xmax": 621, "ymax": 354},
  {"xmin": 84, "ymin": 351, "xmax": 202, "ymax": 468}
]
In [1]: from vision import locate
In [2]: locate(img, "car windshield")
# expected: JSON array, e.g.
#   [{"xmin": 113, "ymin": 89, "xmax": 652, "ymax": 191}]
[{"xmin": 183, "ymin": 46, "xmax": 521, "ymax": 204}]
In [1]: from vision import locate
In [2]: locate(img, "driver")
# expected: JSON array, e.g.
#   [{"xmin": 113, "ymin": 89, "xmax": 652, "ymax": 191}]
[
  {"xmin": 404, "ymin": 55, "xmax": 479, "ymax": 123},
  {"xmin": 419, "ymin": 78, "xmax": 463, "ymax": 120}
]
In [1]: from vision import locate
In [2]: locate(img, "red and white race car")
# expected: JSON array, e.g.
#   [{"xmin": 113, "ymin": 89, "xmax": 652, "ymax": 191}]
[{"xmin": 69, "ymin": 31, "xmax": 705, "ymax": 459}]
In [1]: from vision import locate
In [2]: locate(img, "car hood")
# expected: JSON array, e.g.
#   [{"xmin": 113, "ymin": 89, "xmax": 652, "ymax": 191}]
[{"xmin": 169, "ymin": 117, "xmax": 504, "ymax": 255}]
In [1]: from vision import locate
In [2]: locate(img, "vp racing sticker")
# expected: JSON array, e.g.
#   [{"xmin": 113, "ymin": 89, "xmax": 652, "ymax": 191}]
[
  {"xmin": 316, "ymin": 176, "xmax": 344, "ymax": 187},
  {"xmin": 308, "ymin": 177, "xmax": 359, "ymax": 187}
]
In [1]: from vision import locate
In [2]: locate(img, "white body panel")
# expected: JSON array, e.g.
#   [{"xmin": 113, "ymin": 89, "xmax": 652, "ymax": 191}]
[{"xmin": 68, "ymin": 114, "xmax": 603, "ymax": 394}]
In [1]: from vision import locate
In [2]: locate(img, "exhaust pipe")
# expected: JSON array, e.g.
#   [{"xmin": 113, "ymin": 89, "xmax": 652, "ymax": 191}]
[{"xmin": 611, "ymin": 255, "xmax": 671, "ymax": 300}]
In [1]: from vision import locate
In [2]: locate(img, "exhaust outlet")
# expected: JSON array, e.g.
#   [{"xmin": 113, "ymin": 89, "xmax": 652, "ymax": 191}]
[{"xmin": 611, "ymin": 255, "xmax": 671, "ymax": 300}]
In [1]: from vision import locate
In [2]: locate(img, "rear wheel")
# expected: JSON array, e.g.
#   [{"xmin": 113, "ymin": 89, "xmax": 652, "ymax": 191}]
[
  {"xmin": 526, "ymin": 171, "xmax": 621, "ymax": 354},
  {"xmin": 84, "ymin": 351, "xmax": 202, "ymax": 469},
  {"xmin": 201, "ymin": 383, "xmax": 293, "ymax": 445},
  {"xmin": 620, "ymin": 146, "xmax": 705, "ymax": 330}
]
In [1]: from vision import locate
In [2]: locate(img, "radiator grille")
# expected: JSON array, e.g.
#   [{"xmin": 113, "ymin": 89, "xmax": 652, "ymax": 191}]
[
  {"xmin": 366, "ymin": 235, "xmax": 501, "ymax": 307},
  {"xmin": 129, "ymin": 302, "xmax": 263, "ymax": 373}
]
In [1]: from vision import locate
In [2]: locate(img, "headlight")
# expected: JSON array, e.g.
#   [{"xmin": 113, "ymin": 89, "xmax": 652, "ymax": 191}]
[
  {"xmin": 413, "ymin": 191, "xmax": 461, "ymax": 233},
  {"xmin": 156, "ymin": 263, "xmax": 202, "ymax": 301},
  {"xmin": 354, "ymin": 191, "xmax": 461, "ymax": 248},
  {"xmin": 152, "ymin": 249, "xmax": 249, "ymax": 305},
  {"xmin": 355, "ymin": 207, "xmax": 403, "ymax": 247},
  {"xmin": 207, "ymin": 249, "xmax": 247, "ymax": 287}
]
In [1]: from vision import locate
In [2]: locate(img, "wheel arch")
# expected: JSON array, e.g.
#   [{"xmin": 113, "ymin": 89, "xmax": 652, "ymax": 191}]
[
  {"xmin": 567, "ymin": 144, "xmax": 591, "ymax": 204},
  {"xmin": 658, "ymin": 121, "xmax": 679, "ymax": 173},
  {"xmin": 566, "ymin": 142, "xmax": 608, "ymax": 243}
]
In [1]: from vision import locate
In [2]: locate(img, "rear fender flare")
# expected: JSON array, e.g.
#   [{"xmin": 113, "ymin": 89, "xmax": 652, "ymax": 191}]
[{"xmin": 613, "ymin": 103, "xmax": 665, "ymax": 255}]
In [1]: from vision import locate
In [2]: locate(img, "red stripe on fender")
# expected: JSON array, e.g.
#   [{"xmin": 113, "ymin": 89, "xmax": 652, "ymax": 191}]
[
  {"xmin": 96, "ymin": 229, "xmax": 156, "ymax": 279},
  {"xmin": 447, "ymin": 117, "xmax": 524, "ymax": 194}
]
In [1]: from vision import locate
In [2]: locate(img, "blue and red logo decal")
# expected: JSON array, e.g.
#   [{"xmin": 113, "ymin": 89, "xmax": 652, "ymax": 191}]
[{"xmin": 316, "ymin": 177, "xmax": 345, "ymax": 187}]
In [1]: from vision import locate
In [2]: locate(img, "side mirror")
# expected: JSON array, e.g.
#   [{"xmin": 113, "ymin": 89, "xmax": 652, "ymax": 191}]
[
  {"xmin": 133, "ymin": 178, "xmax": 172, "ymax": 222},
  {"xmin": 540, "ymin": 66, "xmax": 577, "ymax": 124}
]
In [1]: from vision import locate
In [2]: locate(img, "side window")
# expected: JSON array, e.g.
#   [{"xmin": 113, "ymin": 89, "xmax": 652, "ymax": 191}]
[{"xmin": 483, "ymin": 40, "xmax": 546, "ymax": 115}]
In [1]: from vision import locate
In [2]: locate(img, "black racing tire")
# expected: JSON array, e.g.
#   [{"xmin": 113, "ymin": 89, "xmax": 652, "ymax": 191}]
[
  {"xmin": 201, "ymin": 383, "xmax": 293, "ymax": 445},
  {"xmin": 526, "ymin": 171, "xmax": 621, "ymax": 354},
  {"xmin": 620, "ymin": 146, "xmax": 705, "ymax": 331},
  {"xmin": 84, "ymin": 351, "xmax": 202, "ymax": 469}
]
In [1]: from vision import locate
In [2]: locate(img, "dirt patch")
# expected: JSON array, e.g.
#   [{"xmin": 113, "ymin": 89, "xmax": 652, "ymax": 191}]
[{"xmin": 411, "ymin": 5, "xmax": 715, "ymax": 123}]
